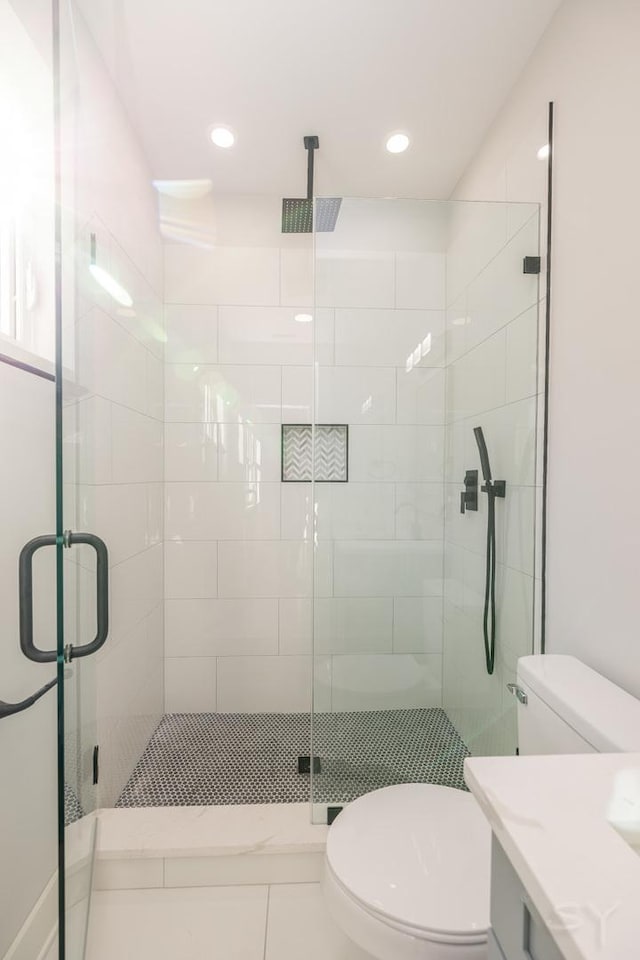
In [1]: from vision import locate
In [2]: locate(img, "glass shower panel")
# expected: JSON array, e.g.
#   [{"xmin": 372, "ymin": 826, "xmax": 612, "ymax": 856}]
[{"xmin": 311, "ymin": 197, "xmax": 541, "ymax": 822}]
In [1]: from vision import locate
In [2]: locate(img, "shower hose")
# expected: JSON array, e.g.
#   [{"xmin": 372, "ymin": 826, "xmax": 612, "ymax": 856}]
[{"xmin": 482, "ymin": 484, "xmax": 497, "ymax": 675}]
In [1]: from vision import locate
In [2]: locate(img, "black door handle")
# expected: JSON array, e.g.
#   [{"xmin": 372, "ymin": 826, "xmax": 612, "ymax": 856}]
[{"xmin": 19, "ymin": 530, "xmax": 109, "ymax": 663}]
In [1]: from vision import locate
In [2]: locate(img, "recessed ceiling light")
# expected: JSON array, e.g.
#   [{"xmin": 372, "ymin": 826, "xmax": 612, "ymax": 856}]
[
  {"xmin": 295, "ymin": 313, "xmax": 312, "ymax": 323},
  {"xmin": 386, "ymin": 132, "xmax": 410, "ymax": 154},
  {"xmin": 210, "ymin": 126, "xmax": 235, "ymax": 149},
  {"xmin": 537, "ymin": 143, "xmax": 550, "ymax": 160}
]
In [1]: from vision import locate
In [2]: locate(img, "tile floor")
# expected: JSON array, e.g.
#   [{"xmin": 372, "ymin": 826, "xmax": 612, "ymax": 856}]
[
  {"xmin": 86, "ymin": 882, "xmax": 368, "ymax": 960},
  {"xmin": 117, "ymin": 707, "xmax": 469, "ymax": 807}
]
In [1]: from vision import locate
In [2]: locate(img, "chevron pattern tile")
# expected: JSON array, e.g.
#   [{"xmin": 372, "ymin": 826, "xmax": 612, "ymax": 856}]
[{"xmin": 282, "ymin": 424, "xmax": 348, "ymax": 482}]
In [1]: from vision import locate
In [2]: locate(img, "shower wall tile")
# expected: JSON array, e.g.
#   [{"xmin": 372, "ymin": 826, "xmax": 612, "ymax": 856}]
[
  {"xmin": 392, "ymin": 598, "xmax": 444, "ymax": 654},
  {"xmin": 313, "ymin": 598, "xmax": 393, "ymax": 655},
  {"xmin": 217, "ymin": 305, "xmax": 330, "ymax": 366},
  {"xmin": 164, "ymin": 541, "xmax": 218, "ymax": 600},
  {"xmin": 218, "ymin": 423, "xmax": 282, "ymax": 482},
  {"xmin": 165, "ymin": 481, "xmax": 280, "ymax": 540},
  {"xmin": 165, "ymin": 244, "xmax": 280, "ymax": 306},
  {"xmin": 217, "ymin": 656, "xmax": 312, "ymax": 713},
  {"xmin": 164, "ymin": 305, "xmax": 218, "ymax": 364},
  {"xmin": 163, "ymin": 206, "xmax": 449, "ymax": 714},
  {"xmin": 333, "ymin": 540, "xmax": 443, "ymax": 597},
  {"xmin": 165, "ymin": 599, "xmax": 278, "ymax": 657},
  {"xmin": 165, "ymin": 363, "xmax": 282, "ymax": 423},
  {"xmin": 330, "ymin": 653, "xmax": 442, "ymax": 711},
  {"xmin": 394, "ymin": 483, "xmax": 445, "ymax": 540},
  {"xmin": 315, "ymin": 251, "xmax": 395, "ymax": 308},
  {"xmin": 334, "ymin": 309, "xmax": 445, "ymax": 368},
  {"xmin": 165, "ymin": 657, "xmax": 217, "ymax": 712},
  {"xmin": 395, "ymin": 252, "xmax": 446, "ymax": 310},
  {"xmin": 505, "ymin": 304, "xmax": 539, "ymax": 403},
  {"xmin": 396, "ymin": 367, "xmax": 446, "ymax": 425},
  {"xmin": 280, "ymin": 247, "xmax": 313, "ymax": 307},
  {"xmin": 349, "ymin": 425, "xmax": 444, "ymax": 482},
  {"xmin": 280, "ymin": 483, "xmax": 395, "ymax": 542},
  {"xmin": 217, "ymin": 541, "xmax": 333, "ymax": 599},
  {"xmin": 164, "ymin": 423, "xmax": 218, "ymax": 482},
  {"xmin": 111, "ymin": 405, "xmax": 164, "ymax": 483},
  {"xmin": 278, "ymin": 599, "xmax": 312, "ymax": 655}
]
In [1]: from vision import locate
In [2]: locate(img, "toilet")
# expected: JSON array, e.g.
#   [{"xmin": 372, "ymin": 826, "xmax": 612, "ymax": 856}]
[{"xmin": 323, "ymin": 655, "xmax": 640, "ymax": 960}]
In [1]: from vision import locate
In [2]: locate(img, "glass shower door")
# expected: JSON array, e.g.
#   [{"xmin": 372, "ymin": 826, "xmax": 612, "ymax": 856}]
[{"xmin": 311, "ymin": 197, "xmax": 542, "ymax": 822}]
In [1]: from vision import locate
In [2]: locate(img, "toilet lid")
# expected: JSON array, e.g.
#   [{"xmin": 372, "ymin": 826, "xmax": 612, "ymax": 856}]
[{"xmin": 326, "ymin": 784, "xmax": 491, "ymax": 942}]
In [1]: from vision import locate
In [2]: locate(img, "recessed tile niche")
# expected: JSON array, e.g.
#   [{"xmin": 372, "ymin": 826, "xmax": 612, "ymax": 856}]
[{"xmin": 281, "ymin": 424, "xmax": 348, "ymax": 482}]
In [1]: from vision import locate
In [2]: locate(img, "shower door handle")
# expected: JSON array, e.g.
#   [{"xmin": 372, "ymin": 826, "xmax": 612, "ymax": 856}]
[{"xmin": 19, "ymin": 530, "xmax": 109, "ymax": 664}]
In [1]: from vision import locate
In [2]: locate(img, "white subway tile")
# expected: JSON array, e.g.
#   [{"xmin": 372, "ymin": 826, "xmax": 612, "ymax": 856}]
[
  {"xmin": 279, "ymin": 599, "xmax": 312, "ymax": 655},
  {"xmin": 349, "ymin": 425, "xmax": 444, "ymax": 482},
  {"xmin": 395, "ymin": 483, "xmax": 444, "ymax": 539},
  {"xmin": 218, "ymin": 423, "xmax": 282, "ymax": 482},
  {"xmin": 65, "ymin": 397, "xmax": 112, "ymax": 484},
  {"xmin": 316, "ymin": 251, "xmax": 395, "ymax": 308},
  {"xmin": 83, "ymin": 483, "xmax": 149, "ymax": 565},
  {"xmin": 334, "ymin": 309, "xmax": 444, "ymax": 367},
  {"xmin": 164, "ymin": 304, "xmax": 218, "ymax": 363},
  {"xmin": 333, "ymin": 540, "xmax": 443, "ymax": 597},
  {"xmin": 445, "ymin": 294, "xmax": 468, "ymax": 366},
  {"xmin": 77, "ymin": 308, "xmax": 147, "ymax": 413},
  {"xmin": 217, "ymin": 656, "xmax": 311, "ymax": 712},
  {"xmin": 393, "ymin": 597, "xmax": 443, "ymax": 653},
  {"xmin": 164, "ymin": 541, "xmax": 218, "ymax": 599},
  {"xmin": 165, "ymin": 657, "xmax": 217, "ymax": 712},
  {"xmin": 283, "ymin": 365, "xmax": 397, "ymax": 425},
  {"xmin": 165, "ymin": 243, "xmax": 280, "ymax": 305},
  {"xmin": 165, "ymin": 482, "xmax": 280, "ymax": 540},
  {"xmin": 505, "ymin": 304, "xmax": 539, "ymax": 403},
  {"xmin": 280, "ymin": 247, "xmax": 313, "ymax": 307},
  {"xmin": 110, "ymin": 545, "xmax": 163, "ymax": 642},
  {"xmin": 165, "ymin": 599, "xmax": 278, "ymax": 656},
  {"xmin": 447, "ymin": 330, "xmax": 506, "ymax": 421},
  {"xmin": 218, "ymin": 305, "xmax": 320, "ymax": 365},
  {"xmin": 446, "ymin": 200, "xmax": 508, "ymax": 306},
  {"xmin": 280, "ymin": 483, "xmax": 395, "ymax": 541},
  {"xmin": 217, "ymin": 541, "xmax": 332, "ymax": 598},
  {"xmin": 111, "ymin": 407, "xmax": 163, "ymax": 483},
  {"xmin": 396, "ymin": 367, "xmax": 446, "ymax": 424},
  {"xmin": 165, "ymin": 364, "xmax": 281, "ymax": 423},
  {"xmin": 331, "ymin": 654, "xmax": 442, "ymax": 711},
  {"xmin": 466, "ymin": 214, "xmax": 540, "ymax": 351},
  {"xmin": 164, "ymin": 423, "xmax": 218, "ymax": 482},
  {"xmin": 146, "ymin": 351, "xmax": 164, "ymax": 421},
  {"xmin": 314, "ymin": 598, "xmax": 393, "ymax": 654},
  {"xmin": 395, "ymin": 252, "xmax": 446, "ymax": 310}
]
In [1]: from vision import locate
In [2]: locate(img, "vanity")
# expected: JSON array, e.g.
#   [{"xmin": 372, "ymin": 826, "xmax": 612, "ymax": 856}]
[{"xmin": 465, "ymin": 752, "xmax": 640, "ymax": 960}]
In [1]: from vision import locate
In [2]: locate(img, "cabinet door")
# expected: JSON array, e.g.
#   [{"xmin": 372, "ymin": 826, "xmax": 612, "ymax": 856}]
[{"xmin": 490, "ymin": 838, "xmax": 566, "ymax": 960}]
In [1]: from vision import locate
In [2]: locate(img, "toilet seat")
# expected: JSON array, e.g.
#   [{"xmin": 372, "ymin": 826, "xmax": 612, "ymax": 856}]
[{"xmin": 323, "ymin": 783, "xmax": 491, "ymax": 960}]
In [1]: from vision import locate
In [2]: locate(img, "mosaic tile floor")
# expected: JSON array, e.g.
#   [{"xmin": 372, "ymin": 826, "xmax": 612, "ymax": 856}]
[{"xmin": 117, "ymin": 708, "xmax": 470, "ymax": 808}]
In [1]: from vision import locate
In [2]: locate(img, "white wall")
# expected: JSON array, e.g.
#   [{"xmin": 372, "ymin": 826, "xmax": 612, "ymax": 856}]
[
  {"xmin": 163, "ymin": 195, "xmax": 446, "ymax": 714},
  {"xmin": 452, "ymin": 0, "xmax": 640, "ymax": 700}
]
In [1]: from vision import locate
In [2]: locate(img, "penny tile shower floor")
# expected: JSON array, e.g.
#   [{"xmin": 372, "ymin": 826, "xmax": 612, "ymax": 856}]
[{"xmin": 117, "ymin": 707, "xmax": 470, "ymax": 807}]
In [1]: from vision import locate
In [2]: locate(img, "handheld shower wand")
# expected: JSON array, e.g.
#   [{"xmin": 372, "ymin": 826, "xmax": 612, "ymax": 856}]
[{"xmin": 472, "ymin": 427, "xmax": 505, "ymax": 675}]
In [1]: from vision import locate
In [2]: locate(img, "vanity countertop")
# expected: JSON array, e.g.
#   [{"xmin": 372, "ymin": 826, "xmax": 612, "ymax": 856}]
[{"xmin": 465, "ymin": 752, "xmax": 640, "ymax": 960}]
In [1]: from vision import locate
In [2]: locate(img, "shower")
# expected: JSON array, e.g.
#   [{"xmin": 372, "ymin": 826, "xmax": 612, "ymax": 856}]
[
  {"xmin": 281, "ymin": 135, "xmax": 342, "ymax": 233},
  {"xmin": 473, "ymin": 426, "xmax": 506, "ymax": 676}
]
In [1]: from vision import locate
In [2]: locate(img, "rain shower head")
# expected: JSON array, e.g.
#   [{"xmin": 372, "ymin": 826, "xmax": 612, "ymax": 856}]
[{"xmin": 281, "ymin": 136, "xmax": 342, "ymax": 233}]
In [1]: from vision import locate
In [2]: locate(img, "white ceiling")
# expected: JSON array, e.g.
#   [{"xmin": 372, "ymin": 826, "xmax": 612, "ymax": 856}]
[{"xmin": 76, "ymin": 0, "xmax": 561, "ymax": 199}]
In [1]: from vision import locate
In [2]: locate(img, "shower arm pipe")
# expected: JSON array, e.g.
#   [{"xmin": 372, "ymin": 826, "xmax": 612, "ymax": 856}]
[{"xmin": 304, "ymin": 135, "xmax": 319, "ymax": 200}]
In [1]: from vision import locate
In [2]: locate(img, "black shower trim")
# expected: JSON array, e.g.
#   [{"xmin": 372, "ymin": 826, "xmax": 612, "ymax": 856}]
[{"xmin": 540, "ymin": 101, "xmax": 554, "ymax": 654}]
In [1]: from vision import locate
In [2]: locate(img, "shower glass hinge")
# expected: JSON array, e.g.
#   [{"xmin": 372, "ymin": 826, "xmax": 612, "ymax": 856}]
[
  {"xmin": 507, "ymin": 683, "xmax": 528, "ymax": 705},
  {"xmin": 92, "ymin": 744, "xmax": 99, "ymax": 785},
  {"xmin": 523, "ymin": 256, "xmax": 541, "ymax": 274},
  {"xmin": 327, "ymin": 806, "xmax": 343, "ymax": 825}
]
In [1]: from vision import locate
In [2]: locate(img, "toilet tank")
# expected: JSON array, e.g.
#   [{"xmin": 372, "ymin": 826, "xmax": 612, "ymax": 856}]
[{"xmin": 516, "ymin": 655, "xmax": 640, "ymax": 755}]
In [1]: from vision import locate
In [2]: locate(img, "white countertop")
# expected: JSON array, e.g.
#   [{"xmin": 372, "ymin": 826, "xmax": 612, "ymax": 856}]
[{"xmin": 465, "ymin": 752, "xmax": 640, "ymax": 960}]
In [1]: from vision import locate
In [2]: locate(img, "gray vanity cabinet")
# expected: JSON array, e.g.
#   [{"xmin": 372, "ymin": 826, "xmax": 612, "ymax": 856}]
[{"xmin": 489, "ymin": 838, "xmax": 566, "ymax": 960}]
